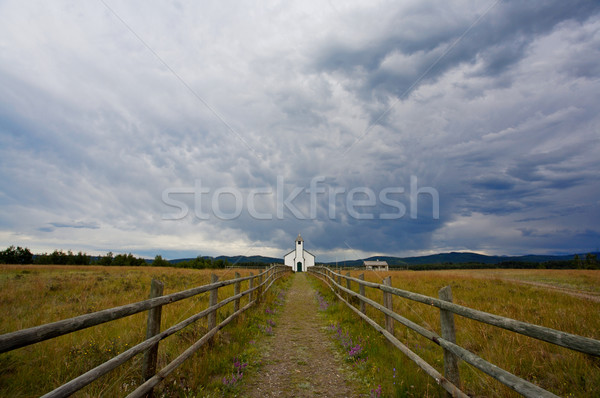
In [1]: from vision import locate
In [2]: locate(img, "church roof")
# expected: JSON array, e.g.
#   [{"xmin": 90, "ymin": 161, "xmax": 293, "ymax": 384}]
[{"xmin": 283, "ymin": 248, "xmax": 315, "ymax": 259}]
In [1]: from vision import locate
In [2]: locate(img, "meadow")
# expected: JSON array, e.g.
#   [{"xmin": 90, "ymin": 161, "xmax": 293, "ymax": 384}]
[
  {"xmin": 310, "ymin": 268, "xmax": 600, "ymax": 397},
  {"xmin": 1, "ymin": 266, "xmax": 598, "ymax": 397},
  {"xmin": 0, "ymin": 265, "xmax": 288, "ymax": 397}
]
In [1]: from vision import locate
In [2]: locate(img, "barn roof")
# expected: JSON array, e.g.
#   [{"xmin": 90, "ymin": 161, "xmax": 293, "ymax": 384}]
[{"xmin": 363, "ymin": 260, "xmax": 388, "ymax": 266}]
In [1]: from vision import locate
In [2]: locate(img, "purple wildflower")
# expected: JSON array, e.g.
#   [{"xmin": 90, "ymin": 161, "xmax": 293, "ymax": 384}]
[{"xmin": 370, "ymin": 385, "xmax": 382, "ymax": 398}]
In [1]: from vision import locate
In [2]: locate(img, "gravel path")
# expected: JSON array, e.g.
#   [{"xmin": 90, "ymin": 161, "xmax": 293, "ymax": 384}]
[{"xmin": 242, "ymin": 272, "xmax": 363, "ymax": 397}]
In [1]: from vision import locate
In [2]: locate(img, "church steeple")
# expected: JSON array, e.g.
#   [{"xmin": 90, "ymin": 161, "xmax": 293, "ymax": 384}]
[{"xmin": 283, "ymin": 233, "xmax": 315, "ymax": 272}]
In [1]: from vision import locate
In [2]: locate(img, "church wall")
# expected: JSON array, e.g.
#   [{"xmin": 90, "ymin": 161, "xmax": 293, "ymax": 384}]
[{"xmin": 283, "ymin": 235, "xmax": 315, "ymax": 272}]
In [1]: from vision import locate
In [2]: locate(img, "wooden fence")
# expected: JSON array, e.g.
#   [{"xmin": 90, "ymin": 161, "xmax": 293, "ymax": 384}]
[
  {"xmin": 0, "ymin": 265, "xmax": 291, "ymax": 397},
  {"xmin": 308, "ymin": 266, "xmax": 600, "ymax": 398}
]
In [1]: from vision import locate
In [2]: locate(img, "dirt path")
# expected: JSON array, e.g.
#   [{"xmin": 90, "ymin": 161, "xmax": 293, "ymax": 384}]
[
  {"xmin": 242, "ymin": 273, "xmax": 363, "ymax": 397},
  {"xmin": 501, "ymin": 278, "xmax": 600, "ymax": 303}
]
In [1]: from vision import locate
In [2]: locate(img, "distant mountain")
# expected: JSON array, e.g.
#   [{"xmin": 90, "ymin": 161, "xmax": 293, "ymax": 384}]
[
  {"xmin": 322, "ymin": 251, "xmax": 595, "ymax": 267},
  {"xmin": 215, "ymin": 255, "xmax": 284, "ymax": 265},
  {"xmin": 169, "ymin": 255, "xmax": 283, "ymax": 265},
  {"xmin": 168, "ymin": 251, "xmax": 598, "ymax": 268}
]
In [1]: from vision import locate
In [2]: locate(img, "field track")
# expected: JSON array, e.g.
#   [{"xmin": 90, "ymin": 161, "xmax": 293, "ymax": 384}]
[
  {"xmin": 500, "ymin": 278, "xmax": 600, "ymax": 303},
  {"xmin": 243, "ymin": 272, "xmax": 362, "ymax": 397}
]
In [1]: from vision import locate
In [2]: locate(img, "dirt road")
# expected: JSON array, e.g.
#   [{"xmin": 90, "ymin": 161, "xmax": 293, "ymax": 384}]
[{"xmin": 242, "ymin": 272, "xmax": 363, "ymax": 397}]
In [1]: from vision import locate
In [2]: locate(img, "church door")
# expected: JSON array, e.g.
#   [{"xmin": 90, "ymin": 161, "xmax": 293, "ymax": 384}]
[{"xmin": 297, "ymin": 262, "xmax": 302, "ymax": 272}]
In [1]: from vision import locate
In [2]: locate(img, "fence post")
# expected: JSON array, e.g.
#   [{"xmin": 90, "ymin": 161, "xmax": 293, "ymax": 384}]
[
  {"xmin": 234, "ymin": 272, "xmax": 241, "ymax": 313},
  {"xmin": 249, "ymin": 272, "xmax": 254, "ymax": 303},
  {"xmin": 439, "ymin": 285, "xmax": 461, "ymax": 394},
  {"xmin": 383, "ymin": 276, "xmax": 394, "ymax": 335},
  {"xmin": 345, "ymin": 272, "xmax": 352, "ymax": 303},
  {"xmin": 208, "ymin": 274, "xmax": 218, "ymax": 331},
  {"xmin": 257, "ymin": 273, "xmax": 263, "ymax": 303},
  {"xmin": 359, "ymin": 273, "xmax": 366, "ymax": 314},
  {"xmin": 141, "ymin": 279, "xmax": 164, "ymax": 397}
]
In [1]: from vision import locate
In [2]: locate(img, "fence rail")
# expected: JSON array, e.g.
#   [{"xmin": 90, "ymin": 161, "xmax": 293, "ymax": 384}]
[
  {"xmin": 309, "ymin": 266, "xmax": 599, "ymax": 398},
  {"xmin": 0, "ymin": 265, "xmax": 291, "ymax": 398}
]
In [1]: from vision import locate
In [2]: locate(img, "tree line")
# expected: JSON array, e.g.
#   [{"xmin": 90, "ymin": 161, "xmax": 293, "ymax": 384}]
[
  {"xmin": 0, "ymin": 246, "xmax": 231, "ymax": 269},
  {"xmin": 151, "ymin": 255, "xmax": 229, "ymax": 269}
]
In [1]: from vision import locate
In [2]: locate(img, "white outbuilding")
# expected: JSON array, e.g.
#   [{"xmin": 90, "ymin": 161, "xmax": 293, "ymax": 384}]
[
  {"xmin": 363, "ymin": 260, "xmax": 389, "ymax": 271},
  {"xmin": 284, "ymin": 234, "xmax": 315, "ymax": 272}
]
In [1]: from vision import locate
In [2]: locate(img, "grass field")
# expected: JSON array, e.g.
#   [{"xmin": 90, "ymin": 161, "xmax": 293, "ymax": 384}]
[
  {"xmin": 310, "ymin": 268, "xmax": 600, "ymax": 397},
  {"xmin": 0, "ymin": 265, "xmax": 288, "ymax": 397},
  {"xmin": 1, "ymin": 266, "xmax": 598, "ymax": 397}
]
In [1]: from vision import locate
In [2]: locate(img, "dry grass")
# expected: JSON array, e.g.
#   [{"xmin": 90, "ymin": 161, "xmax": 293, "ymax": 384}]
[
  {"xmin": 329, "ymin": 268, "xmax": 600, "ymax": 397},
  {"xmin": 2, "ymin": 266, "xmax": 598, "ymax": 397},
  {"xmin": 0, "ymin": 265, "xmax": 268, "ymax": 397}
]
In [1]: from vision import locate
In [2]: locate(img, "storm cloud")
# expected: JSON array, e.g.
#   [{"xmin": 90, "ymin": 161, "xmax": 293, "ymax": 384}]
[{"xmin": 1, "ymin": 0, "xmax": 599, "ymax": 261}]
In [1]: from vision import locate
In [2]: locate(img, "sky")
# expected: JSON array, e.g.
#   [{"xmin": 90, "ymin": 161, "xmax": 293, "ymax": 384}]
[{"xmin": 1, "ymin": 0, "xmax": 599, "ymax": 262}]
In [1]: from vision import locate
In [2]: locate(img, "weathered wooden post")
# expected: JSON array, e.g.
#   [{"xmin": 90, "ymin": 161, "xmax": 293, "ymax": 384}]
[
  {"xmin": 439, "ymin": 285, "xmax": 461, "ymax": 394},
  {"xmin": 248, "ymin": 272, "xmax": 254, "ymax": 303},
  {"xmin": 142, "ymin": 279, "xmax": 164, "ymax": 397},
  {"xmin": 257, "ymin": 273, "xmax": 263, "ymax": 303},
  {"xmin": 345, "ymin": 272, "xmax": 352, "ymax": 303},
  {"xmin": 234, "ymin": 272, "xmax": 241, "ymax": 313},
  {"xmin": 359, "ymin": 273, "xmax": 366, "ymax": 314},
  {"xmin": 383, "ymin": 276, "xmax": 394, "ymax": 335},
  {"xmin": 208, "ymin": 274, "xmax": 218, "ymax": 331}
]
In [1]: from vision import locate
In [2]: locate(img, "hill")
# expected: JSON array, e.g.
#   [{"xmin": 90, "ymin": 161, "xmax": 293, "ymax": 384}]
[
  {"xmin": 322, "ymin": 252, "xmax": 595, "ymax": 267},
  {"xmin": 169, "ymin": 255, "xmax": 283, "ymax": 265},
  {"xmin": 167, "ymin": 251, "xmax": 598, "ymax": 270}
]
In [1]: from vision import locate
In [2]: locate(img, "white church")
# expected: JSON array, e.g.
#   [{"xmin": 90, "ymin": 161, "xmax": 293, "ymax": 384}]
[{"xmin": 283, "ymin": 234, "xmax": 315, "ymax": 272}]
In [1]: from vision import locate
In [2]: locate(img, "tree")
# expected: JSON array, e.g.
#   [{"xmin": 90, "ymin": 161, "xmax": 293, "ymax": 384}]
[
  {"xmin": 152, "ymin": 255, "xmax": 170, "ymax": 267},
  {"xmin": 585, "ymin": 253, "xmax": 598, "ymax": 269},
  {"xmin": 0, "ymin": 246, "xmax": 33, "ymax": 264},
  {"xmin": 74, "ymin": 251, "xmax": 91, "ymax": 265},
  {"xmin": 97, "ymin": 252, "xmax": 114, "ymax": 266},
  {"xmin": 49, "ymin": 250, "xmax": 68, "ymax": 265},
  {"xmin": 573, "ymin": 254, "xmax": 583, "ymax": 269}
]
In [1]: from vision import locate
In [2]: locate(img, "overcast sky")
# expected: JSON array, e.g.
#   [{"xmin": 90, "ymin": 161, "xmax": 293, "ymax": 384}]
[{"xmin": 1, "ymin": 0, "xmax": 599, "ymax": 261}]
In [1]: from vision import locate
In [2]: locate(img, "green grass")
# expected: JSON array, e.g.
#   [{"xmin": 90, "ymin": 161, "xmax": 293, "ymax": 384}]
[
  {"xmin": 309, "ymin": 269, "xmax": 600, "ymax": 397},
  {"xmin": 0, "ymin": 265, "xmax": 291, "ymax": 397},
  {"xmin": 310, "ymin": 275, "xmax": 442, "ymax": 397}
]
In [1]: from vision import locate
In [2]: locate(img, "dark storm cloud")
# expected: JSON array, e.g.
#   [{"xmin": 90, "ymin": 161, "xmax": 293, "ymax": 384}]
[
  {"xmin": 0, "ymin": 0, "xmax": 599, "ymax": 259},
  {"xmin": 313, "ymin": 0, "xmax": 600, "ymax": 99}
]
